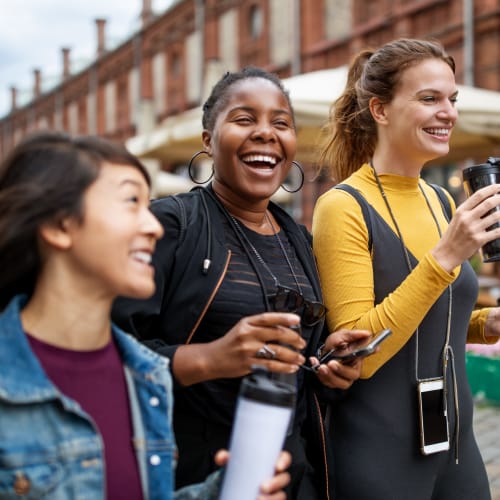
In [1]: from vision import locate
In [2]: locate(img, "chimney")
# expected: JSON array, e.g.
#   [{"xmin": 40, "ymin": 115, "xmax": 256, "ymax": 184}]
[
  {"xmin": 95, "ymin": 18, "xmax": 106, "ymax": 57},
  {"xmin": 61, "ymin": 47, "xmax": 71, "ymax": 80},
  {"xmin": 10, "ymin": 86, "xmax": 17, "ymax": 111},
  {"xmin": 33, "ymin": 68, "xmax": 42, "ymax": 99},
  {"xmin": 141, "ymin": 0, "xmax": 153, "ymax": 28}
]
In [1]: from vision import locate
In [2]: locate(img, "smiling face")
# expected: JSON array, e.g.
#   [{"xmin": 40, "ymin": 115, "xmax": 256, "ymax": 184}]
[
  {"xmin": 202, "ymin": 77, "xmax": 297, "ymax": 206},
  {"xmin": 62, "ymin": 162, "xmax": 163, "ymax": 300},
  {"xmin": 372, "ymin": 58, "xmax": 458, "ymax": 171}
]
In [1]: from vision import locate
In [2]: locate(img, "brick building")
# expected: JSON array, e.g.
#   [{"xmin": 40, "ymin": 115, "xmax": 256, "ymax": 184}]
[{"xmin": 1, "ymin": 0, "xmax": 499, "ymax": 225}]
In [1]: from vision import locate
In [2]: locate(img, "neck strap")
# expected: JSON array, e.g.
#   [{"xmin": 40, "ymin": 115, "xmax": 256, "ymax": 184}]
[{"xmin": 371, "ymin": 164, "xmax": 459, "ymax": 460}]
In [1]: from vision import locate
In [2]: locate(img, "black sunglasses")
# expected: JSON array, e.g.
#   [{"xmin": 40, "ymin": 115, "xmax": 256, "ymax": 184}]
[{"xmin": 268, "ymin": 285, "xmax": 327, "ymax": 327}]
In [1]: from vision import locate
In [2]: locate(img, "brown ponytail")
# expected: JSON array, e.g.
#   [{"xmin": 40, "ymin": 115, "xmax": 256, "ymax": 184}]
[{"xmin": 318, "ymin": 50, "xmax": 375, "ymax": 183}]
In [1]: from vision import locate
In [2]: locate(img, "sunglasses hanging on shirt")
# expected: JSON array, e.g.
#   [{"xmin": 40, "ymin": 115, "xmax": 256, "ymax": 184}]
[{"xmin": 267, "ymin": 285, "xmax": 326, "ymax": 327}]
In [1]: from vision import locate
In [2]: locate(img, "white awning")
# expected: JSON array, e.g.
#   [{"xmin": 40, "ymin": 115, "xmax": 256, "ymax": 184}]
[{"xmin": 128, "ymin": 67, "xmax": 500, "ymax": 185}]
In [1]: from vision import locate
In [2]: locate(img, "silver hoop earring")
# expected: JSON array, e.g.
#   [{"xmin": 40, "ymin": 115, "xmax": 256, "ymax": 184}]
[
  {"xmin": 281, "ymin": 161, "xmax": 304, "ymax": 193},
  {"xmin": 188, "ymin": 150, "xmax": 214, "ymax": 184}
]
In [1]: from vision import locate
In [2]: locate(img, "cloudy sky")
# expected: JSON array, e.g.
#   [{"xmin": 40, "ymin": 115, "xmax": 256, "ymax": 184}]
[{"xmin": 0, "ymin": 0, "xmax": 174, "ymax": 118}]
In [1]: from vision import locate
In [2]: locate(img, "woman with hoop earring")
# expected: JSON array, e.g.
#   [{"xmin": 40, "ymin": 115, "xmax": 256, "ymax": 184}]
[{"xmin": 113, "ymin": 67, "xmax": 370, "ymax": 500}]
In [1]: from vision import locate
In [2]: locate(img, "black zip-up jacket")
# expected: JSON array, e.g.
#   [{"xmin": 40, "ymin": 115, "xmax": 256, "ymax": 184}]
[{"xmin": 113, "ymin": 185, "xmax": 334, "ymax": 499}]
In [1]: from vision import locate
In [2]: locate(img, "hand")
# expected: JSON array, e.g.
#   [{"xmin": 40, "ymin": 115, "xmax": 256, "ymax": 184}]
[
  {"xmin": 312, "ymin": 329, "xmax": 371, "ymax": 389},
  {"xmin": 215, "ymin": 449, "xmax": 291, "ymax": 500},
  {"xmin": 173, "ymin": 312, "xmax": 305, "ymax": 385},
  {"xmin": 484, "ymin": 307, "xmax": 500, "ymax": 337},
  {"xmin": 432, "ymin": 184, "xmax": 500, "ymax": 273}
]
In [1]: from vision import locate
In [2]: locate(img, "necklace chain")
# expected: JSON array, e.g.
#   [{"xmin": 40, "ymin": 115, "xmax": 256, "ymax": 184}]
[
  {"xmin": 229, "ymin": 212, "xmax": 302, "ymax": 293},
  {"xmin": 264, "ymin": 212, "xmax": 302, "ymax": 294}
]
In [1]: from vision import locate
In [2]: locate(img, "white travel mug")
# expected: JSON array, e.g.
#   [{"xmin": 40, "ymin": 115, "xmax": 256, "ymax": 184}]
[{"xmin": 219, "ymin": 367, "xmax": 296, "ymax": 500}]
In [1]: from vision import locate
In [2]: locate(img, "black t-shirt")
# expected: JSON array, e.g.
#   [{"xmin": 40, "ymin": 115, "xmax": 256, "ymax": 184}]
[{"xmin": 175, "ymin": 216, "xmax": 317, "ymax": 428}]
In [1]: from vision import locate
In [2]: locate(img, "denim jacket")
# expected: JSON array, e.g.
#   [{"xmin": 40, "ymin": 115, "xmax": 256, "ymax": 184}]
[{"xmin": 0, "ymin": 295, "xmax": 220, "ymax": 500}]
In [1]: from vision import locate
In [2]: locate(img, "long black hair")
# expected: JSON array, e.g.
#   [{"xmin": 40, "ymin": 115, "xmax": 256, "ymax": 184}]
[{"xmin": 0, "ymin": 131, "xmax": 150, "ymax": 310}]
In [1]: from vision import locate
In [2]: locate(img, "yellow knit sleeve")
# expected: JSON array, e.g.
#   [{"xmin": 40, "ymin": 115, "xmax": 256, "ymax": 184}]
[
  {"xmin": 312, "ymin": 188, "xmax": 456, "ymax": 378},
  {"xmin": 468, "ymin": 308, "xmax": 499, "ymax": 344}
]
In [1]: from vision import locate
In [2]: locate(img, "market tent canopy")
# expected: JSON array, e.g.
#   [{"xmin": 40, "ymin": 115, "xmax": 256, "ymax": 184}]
[
  {"xmin": 278, "ymin": 67, "xmax": 500, "ymax": 163},
  {"xmin": 127, "ymin": 66, "xmax": 500, "ymax": 167}
]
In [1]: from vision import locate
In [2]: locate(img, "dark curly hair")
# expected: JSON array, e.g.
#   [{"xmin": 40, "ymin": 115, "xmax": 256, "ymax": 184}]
[{"xmin": 201, "ymin": 66, "xmax": 295, "ymax": 131}]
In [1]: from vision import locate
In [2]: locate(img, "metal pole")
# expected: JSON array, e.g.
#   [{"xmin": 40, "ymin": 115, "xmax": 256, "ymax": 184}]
[
  {"xmin": 291, "ymin": 0, "xmax": 301, "ymax": 76},
  {"xmin": 195, "ymin": 0, "xmax": 205, "ymax": 103},
  {"xmin": 463, "ymin": 0, "xmax": 474, "ymax": 86}
]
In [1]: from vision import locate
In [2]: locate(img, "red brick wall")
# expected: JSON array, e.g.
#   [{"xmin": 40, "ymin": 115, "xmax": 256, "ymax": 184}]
[{"xmin": 1, "ymin": 0, "xmax": 499, "ymax": 166}]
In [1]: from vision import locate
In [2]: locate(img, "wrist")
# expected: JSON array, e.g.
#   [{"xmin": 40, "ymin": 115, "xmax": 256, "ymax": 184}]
[{"xmin": 173, "ymin": 344, "xmax": 213, "ymax": 385}]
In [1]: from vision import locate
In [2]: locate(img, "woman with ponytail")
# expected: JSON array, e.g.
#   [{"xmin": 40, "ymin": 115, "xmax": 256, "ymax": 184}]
[{"xmin": 313, "ymin": 38, "xmax": 500, "ymax": 499}]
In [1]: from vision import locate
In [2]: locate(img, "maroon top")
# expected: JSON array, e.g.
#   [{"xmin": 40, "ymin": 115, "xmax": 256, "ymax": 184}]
[{"xmin": 27, "ymin": 333, "xmax": 143, "ymax": 500}]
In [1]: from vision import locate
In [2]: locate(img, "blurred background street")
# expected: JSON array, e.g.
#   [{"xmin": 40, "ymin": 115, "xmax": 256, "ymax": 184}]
[{"xmin": 474, "ymin": 403, "xmax": 500, "ymax": 500}]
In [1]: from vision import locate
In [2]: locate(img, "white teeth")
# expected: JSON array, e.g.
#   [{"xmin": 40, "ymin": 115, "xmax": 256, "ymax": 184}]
[
  {"xmin": 132, "ymin": 251, "xmax": 152, "ymax": 264},
  {"xmin": 242, "ymin": 154, "xmax": 277, "ymax": 165},
  {"xmin": 425, "ymin": 128, "xmax": 449, "ymax": 136}
]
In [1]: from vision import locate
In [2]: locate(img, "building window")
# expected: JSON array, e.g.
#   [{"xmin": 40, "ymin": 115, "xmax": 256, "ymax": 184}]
[
  {"xmin": 249, "ymin": 4, "xmax": 263, "ymax": 39},
  {"xmin": 325, "ymin": 0, "xmax": 352, "ymax": 39},
  {"xmin": 171, "ymin": 52, "xmax": 181, "ymax": 77},
  {"xmin": 117, "ymin": 80, "xmax": 128, "ymax": 129}
]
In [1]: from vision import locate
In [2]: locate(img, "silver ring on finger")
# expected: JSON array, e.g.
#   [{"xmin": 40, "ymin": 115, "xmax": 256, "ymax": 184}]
[{"xmin": 256, "ymin": 344, "xmax": 276, "ymax": 360}]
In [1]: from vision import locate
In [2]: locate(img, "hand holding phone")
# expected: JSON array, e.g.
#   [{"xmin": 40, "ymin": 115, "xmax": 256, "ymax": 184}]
[{"xmin": 315, "ymin": 328, "xmax": 392, "ymax": 367}]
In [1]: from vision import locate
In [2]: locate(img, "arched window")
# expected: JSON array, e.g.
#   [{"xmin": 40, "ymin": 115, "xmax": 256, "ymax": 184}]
[{"xmin": 249, "ymin": 4, "xmax": 263, "ymax": 39}]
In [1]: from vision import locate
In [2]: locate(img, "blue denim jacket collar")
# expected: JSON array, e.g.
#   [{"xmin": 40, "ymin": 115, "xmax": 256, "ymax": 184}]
[
  {"xmin": 0, "ymin": 295, "xmax": 60, "ymax": 403},
  {"xmin": 0, "ymin": 295, "xmax": 171, "ymax": 406}
]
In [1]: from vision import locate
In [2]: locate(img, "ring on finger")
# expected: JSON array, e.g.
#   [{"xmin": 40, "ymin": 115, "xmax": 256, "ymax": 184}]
[{"xmin": 256, "ymin": 344, "xmax": 276, "ymax": 360}]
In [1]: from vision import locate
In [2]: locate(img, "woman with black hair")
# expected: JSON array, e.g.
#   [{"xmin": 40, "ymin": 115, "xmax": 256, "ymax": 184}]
[{"xmin": 113, "ymin": 67, "xmax": 370, "ymax": 499}]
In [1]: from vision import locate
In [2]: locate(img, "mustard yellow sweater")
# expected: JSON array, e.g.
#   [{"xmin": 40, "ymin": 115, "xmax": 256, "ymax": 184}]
[{"xmin": 312, "ymin": 163, "xmax": 491, "ymax": 378}]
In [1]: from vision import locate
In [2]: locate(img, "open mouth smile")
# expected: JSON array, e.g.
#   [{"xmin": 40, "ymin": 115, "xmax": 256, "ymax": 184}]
[
  {"xmin": 131, "ymin": 250, "xmax": 153, "ymax": 265},
  {"xmin": 241, "ymin": 153, "xmax": 280, "ymax": 169},
  {"xmin": 423, "ymin": 127, "xmax": 451, "ymax": 139}
]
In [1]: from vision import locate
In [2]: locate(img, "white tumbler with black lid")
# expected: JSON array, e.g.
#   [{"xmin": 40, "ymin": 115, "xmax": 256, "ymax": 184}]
[{"xmin": 219, "ymin": 366, "xmax": 296, "ymax": 500}]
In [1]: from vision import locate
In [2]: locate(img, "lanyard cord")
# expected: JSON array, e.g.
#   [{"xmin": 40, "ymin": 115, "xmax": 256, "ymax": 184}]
[{"xmin": 372, "ymin": 165, "xmax": 459, "ymax": 462}]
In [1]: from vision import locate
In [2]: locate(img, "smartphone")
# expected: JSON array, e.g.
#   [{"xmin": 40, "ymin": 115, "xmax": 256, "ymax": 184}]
[
  {"xmin": 319, "ymin": 328, "xmax": 392, "ymax": 364},
  {"xmin": 417, "ymin": 378, "xmax": 450, "ymax": 455}
]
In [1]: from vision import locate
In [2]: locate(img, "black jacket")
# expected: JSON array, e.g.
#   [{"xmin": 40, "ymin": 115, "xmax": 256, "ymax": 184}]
[{"xmin": 113, "ymin": 185, "xmax": 334, "ymax": 499}]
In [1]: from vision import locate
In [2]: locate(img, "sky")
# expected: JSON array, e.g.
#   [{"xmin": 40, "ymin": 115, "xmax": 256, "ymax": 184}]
[{"xmin": 0, "ymin": 0, "xmax": 174, "ymax": 119}]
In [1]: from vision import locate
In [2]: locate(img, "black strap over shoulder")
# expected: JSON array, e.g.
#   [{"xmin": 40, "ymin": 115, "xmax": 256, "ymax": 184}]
[
  {"xmin": 428, "ymin": 183, "xmax": 452, "ymax": 221},
  {"xmin": 335, "ymin": 182, "xmax": 453, "ymax": 252}
]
